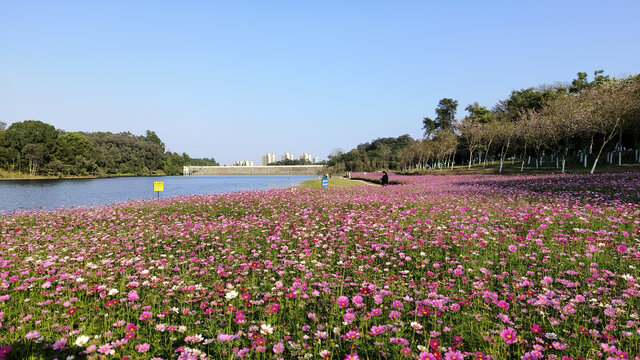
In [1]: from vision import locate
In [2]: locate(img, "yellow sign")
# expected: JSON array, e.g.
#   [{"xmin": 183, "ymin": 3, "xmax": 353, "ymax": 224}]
[{"xmin": 154, "ymin": 181, "xmax": 164, "ymax": 192}]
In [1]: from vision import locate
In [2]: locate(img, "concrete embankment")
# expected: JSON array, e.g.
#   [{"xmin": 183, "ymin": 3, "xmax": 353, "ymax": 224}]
[{"xmin": 184, "ymin": 165, "xmax": 325, "ymax": 176}]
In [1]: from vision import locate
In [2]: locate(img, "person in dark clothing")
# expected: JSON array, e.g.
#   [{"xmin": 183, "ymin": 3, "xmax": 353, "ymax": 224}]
[{"xmin": 381, "ymin": 171, "xmax": 389, "ymax": 186}]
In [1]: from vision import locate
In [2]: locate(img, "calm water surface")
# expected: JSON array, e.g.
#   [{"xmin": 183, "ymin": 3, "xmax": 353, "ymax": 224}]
[{"xmin": 0, "ymin": 175, "xmax": 313, "ymax": 213}]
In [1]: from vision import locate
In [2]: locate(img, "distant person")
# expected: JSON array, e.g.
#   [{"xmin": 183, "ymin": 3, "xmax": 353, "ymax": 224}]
[{"xmin": 381, "ymin": 171, "xmax": 389, "ymax": 186}]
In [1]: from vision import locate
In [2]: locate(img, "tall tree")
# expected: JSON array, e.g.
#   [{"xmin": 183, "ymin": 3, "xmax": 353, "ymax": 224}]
[
  {"xmin": 423, "ymin": 98, "xmax": 458, "ymax": 137},
  {"xmin": 435, "ymin": 98, "xmax": 458, "ymax": 130}
]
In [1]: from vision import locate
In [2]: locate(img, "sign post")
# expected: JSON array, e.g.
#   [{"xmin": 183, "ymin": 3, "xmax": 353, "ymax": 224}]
[
  {"xmin": 321, "ymin": 177, "xmax": 328, "ymax": 188},
  {"xmin": 154, "ymin": 181, "xmax": 164, "ymax": 199}
]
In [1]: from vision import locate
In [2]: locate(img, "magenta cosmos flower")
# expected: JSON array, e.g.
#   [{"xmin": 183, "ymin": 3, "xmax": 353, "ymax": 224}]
[
  {"xmin": 444, "ymin": 349, "xmax": 464, "ymax": 360},
  {"xmin": 139, "ymin": 311, "xmax": 152, "ymax": 320},
  {"xmin": 500, "ymin": 327, "xmax": 517, "ymax": 344}
]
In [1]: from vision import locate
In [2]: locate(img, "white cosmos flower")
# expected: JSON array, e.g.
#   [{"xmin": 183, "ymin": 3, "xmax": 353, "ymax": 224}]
[
  {"xmin": 108, "ymin": 289, "xmax": 119, "ymax": 296},
  {"xmin": 225, "ymin": 290, "xmax": 238, "ymax": 300},
  {"xmin": 260, "ymin": 323, "xmax": 274, "ymax": 335},
  {"xmin": 74, "ymin": 335, "xmax": 90, "ymax": 346}
]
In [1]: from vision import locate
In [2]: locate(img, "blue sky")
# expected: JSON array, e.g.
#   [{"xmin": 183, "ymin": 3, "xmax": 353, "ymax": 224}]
[{"xmin": 1, "ymin": 1, "xmax": 638, "ymax": 165}]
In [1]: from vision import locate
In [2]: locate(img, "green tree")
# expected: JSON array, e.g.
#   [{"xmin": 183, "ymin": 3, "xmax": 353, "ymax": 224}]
[
  {"xmin": 54, "ymin": 132, "xmax": 95, "ymax": 175},
  {"xmin": 465, "ymin": 102, "xmax": 493, "ymax": 124},
  {"xmin": 2, "ymin": 120, "xmax": 58, "ymax": 175},
  {"xmin": 569, "ymin": 72, "xmax": 589, "ymax": 93},
  {"xmin": 435, "ymin": 98, "xmax": 458, "ymax": 130},
  {"xmin": 422, "ymin": 117, "xmax": 438, "ymax": 138},
  {"xmin": 3, "ymin": 120, "xmax": 58, "ymax": 153},
  {"xmin": 22, "ymin": 143, "xmax": 47, "ymax": 175},
  {"xmin": 144, "ymin": 130, "xmax": 165, "ymax": 152},
  {"xmin": 423, "ymin": 98, "xmax": 458, "ymax": 137}
]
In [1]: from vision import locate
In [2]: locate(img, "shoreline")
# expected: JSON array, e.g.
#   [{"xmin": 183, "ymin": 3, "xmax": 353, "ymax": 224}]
[{"xmin": 0, "ymin": 173, "xmax": 173, "ymax": 181}]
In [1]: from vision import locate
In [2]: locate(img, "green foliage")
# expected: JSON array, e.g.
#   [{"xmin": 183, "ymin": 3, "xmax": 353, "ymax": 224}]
[
  {"xmin": 269, "ymin": 159, "xmax": 312, "ymax": 166},
  {"xmin": 435, "ymin": 97, "xmax": 458, "ymax": 130},
  {"xmin": 328, "ymin": 134, "xmax": 417, "ymax": 171},
  {"xmin": 0, "ymin": 123, "xmax": 218, "ymax": 177},
  {"xmin": 465, "ymin": 102, "xmax": 494, "ymax": 124},
  {"xmin": 423, "ymin": 98, "xmax": 458, "ymax": 137}
]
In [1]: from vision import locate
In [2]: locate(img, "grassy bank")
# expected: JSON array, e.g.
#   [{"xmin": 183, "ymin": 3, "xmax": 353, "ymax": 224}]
[{"xmin": 297, "ymin": 176, "xmax": 374, "ymax": 188}]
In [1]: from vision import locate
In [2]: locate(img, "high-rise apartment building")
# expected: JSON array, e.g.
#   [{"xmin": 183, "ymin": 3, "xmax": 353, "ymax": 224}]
[
  {"xmin": 281, "ymin": 152, "xmax": 294, "ymax": 161},
  {"xmin": 262, "ymin": 153, "xmax": 276, "ymax": 166},
  {"xmin": 299, "ymin": 153, "xmax": 311, "ymax": 162}
]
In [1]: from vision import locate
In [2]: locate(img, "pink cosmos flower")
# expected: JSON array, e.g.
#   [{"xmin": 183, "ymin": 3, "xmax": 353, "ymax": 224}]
[
  {"xmin": 563, "ymin": 304, "xmax": 576, "ymax": 314},
  {"xmin": 444, "ymin": 349, "xmax": 464, "ymax": 360},
  {"xmin": 25, "ymin": 330, "xmax": 40, "ymax": 340},
  {"xmin": 135, "ymin": 343, "xmax": 150, "ymax": 353},
  {"xmin": 139, "ymin": 311, "xmax": 152, "ymax": 320},
  {"xmin": 530, "ymin": 324, "xmax": 542, "ymax": 334},
  {"xmin": 337, "ymin": 296, "xmax": 349, "ymax": 307},
  {"xmin": 508, "ymin": 244, "xmax": 517, "ymax": 252},
  {"xmin": 419, "ymin": 352, "xmax": 436, "ymax": 360},
  {"xmin": 83, "ymin": 344, "xmax": 96, "ymax": 354},
  {"xmin": 345, "ymin": 330, "xmax": 360, "ymax": 340},
  {"xmin": 97, "ymin": 344, "xmax": 113, "ymax": 354},
  {"xmin": 125, "ymin": 323, "xmax": 138, "ymax": 332},
  {"xmin": 500, "ymin": 327, "xmax": 517, "ymax": 344},
  {"xmin": 0, "ymin": 345, "xmax": 11, "ymax": 359},
  {"xmin": 345, "ymin": 354, "xmax": 360, "ymax": 360},
  {"xmin": 52, "ymin": 338, "xmax": 66, "ymax": 350},
  {"xmin": 617, "ymin": 245, "xmax": 627, "ymax": 253},
  {"xmin": 352, "ymin": 295, "xmax": 363, "ymax": 305},
  {"xmin": 604, "ymin": 307, "xmax": 616, "ymax": 317},
  {"xmin": 343, "ymin": 312, "xmax": 355, "ymax": 324},
  {"xmin": 273, "ymin": 342, "xmax": 284, "ymax": 354}
]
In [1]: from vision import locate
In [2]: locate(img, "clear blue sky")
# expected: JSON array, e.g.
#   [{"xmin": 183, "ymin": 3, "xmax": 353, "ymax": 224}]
[{"xmin": 1, "ymin": 1, "xmax": 638, "ymax": 165}]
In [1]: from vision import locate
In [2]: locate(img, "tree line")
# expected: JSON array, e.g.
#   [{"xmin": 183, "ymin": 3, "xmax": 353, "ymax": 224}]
[
  {"xmin": 0, "ymin": 121, "xmax": 218, "ymax": 177},
  {"xmin": 328, "ymin": 71, "xmax": 640, "ymax": 174}
]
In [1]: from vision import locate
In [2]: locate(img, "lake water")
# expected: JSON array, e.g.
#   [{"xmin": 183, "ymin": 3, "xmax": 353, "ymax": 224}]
[{"xmin": 0, "ymin": 175, "xmax": 314, "ymax": 213}]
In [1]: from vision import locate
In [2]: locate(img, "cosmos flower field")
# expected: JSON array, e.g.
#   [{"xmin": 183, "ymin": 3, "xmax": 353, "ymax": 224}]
[{"xmin": 0, "ymin": 173, "xmax": 639, "ymax": 360}]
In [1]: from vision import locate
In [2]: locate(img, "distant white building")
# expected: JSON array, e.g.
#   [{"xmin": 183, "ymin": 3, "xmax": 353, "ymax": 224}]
[
  {"xmin": 299, "ymin": 153, "xmax": 311, "ymax": 162},
  {"xmin": 262, "ymin": 153, "xmax": 276, "ymax": 166},
  {"xmin": 233, "ymin": 160, "xmax": 254, "ymax": 166},
  {"xmin": 281, "ymin": 152, "xmax": 294, "ymax": 161},
  {"xmin": 313, "ymin": 156, "xmax": 320, "ymax": 164}
]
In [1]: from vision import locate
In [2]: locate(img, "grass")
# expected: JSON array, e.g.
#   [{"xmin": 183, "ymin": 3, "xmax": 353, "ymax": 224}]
[{"xmin": 297, "ymin": 176, "xmax": 374, "ymax": 189}]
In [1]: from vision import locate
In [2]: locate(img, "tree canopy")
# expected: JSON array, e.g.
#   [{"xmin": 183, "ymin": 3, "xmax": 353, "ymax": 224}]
[
  {"xmin": 0, "ymin": 122, "xmax": 218, "ymax": 177},
  {"xmin": 330, "ymin": 71, "xmax": 640, "ymax": 174}
]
